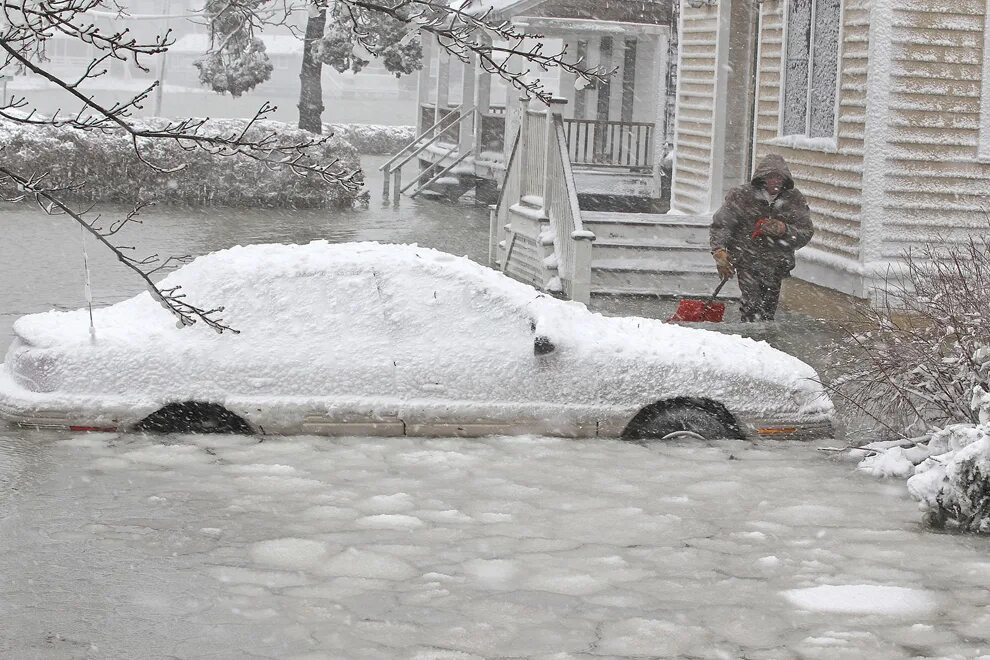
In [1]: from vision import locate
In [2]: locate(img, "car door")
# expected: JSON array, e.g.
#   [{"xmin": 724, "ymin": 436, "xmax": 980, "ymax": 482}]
[
  {"xmin": 244, "ymin": 268, "xmax": 403, "ymax": 435},
  {"xmin": 377, "ymin": 265, "xmax": 596, "ymax": 437}
]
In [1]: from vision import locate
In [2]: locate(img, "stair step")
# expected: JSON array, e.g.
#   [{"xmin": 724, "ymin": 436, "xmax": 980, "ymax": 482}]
[
  {"xmin": 591, "ymin": 287, "xmax": 741, "ymax": 300},
  {"xmin": 592, "ymin": 239, "xmax": 713, "ymax": 267},
  {"xmin": 591, "ymin": 257, "xmax": 718, "ymax": 273},
  {"xmin": 591, "ymin": 263, "xmax": 741, "ymax": 298},
  {"xmin": 582, "ymin": 211, "xmax": 712, "ymax": 227},
  {"xmin": 582, "ymin": 212, "xmax": 711, "ymax": 243},
  {"xmin": 509, "ymin": 202, "xmax": 549, "ymax": 221},
  {"xmin": 520, "ymin": 195, "xmax": 544, "ymax": 209}
]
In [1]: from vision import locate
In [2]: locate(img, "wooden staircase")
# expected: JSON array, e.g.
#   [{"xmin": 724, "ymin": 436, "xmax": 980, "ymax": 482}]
[
  {"xmin": 581, "ymin": 211, "xmax": 741, "ymax": 299},
  {"xmin": 488, "ymin": 97, "xmax": 736, "ymax": 306}
]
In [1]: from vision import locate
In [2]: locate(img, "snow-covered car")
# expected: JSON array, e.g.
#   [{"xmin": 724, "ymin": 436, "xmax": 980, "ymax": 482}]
[{"xmin": 0, "ymin": 242, "xmax": 833, "ymax": 440}]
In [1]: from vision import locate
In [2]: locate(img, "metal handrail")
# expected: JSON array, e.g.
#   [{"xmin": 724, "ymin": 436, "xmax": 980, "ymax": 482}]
[
  {"xmin": 383, "ymin": 106, "xmax": 475, "ymax": 175},
  {"xmin": 378, "ymin": 106, "xmax": 472, "ymax": 173},
  {"xmin": 400, "ymin": 143, "xmax": 458, "ymax": 195},
  {"xmin": 410, "ymin": 149, "xmax": 474, "ymax": 198}
]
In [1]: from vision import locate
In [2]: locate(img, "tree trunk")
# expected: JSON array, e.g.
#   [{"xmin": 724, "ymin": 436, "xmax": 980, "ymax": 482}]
[{"xmin": 298, "ymin": 9, "xmax": 326, "ymax": 134}]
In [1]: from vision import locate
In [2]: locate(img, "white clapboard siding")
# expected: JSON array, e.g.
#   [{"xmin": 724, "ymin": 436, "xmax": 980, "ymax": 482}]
[
  {"xmin": 750, "ymin": 0, "xmax": 869, "ymax": 263},
  {"xmin": 669, "ymin": 4, "xmax": 720, "ymax": 215},
  {"xmin": 881, "ymin": 0, "xmax": 990, "ymax": 258}
]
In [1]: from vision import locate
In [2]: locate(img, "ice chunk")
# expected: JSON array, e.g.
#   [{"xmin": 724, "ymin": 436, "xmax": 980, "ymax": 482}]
[
  {"xmin": 320, "ymin": 547, "xmax": 417, "ymax": 580},
  {"xmin": 597, "ymin": 618, "xmax": 710, "ymax": 656},
  {"xmin": 249, "ymin": 538, "xmax": 328, "ymax": 571},
  {"xmin": 355, "ymin": 514, "xmax": 424, "ymax": 530},
  {"xmin": 781, "ymin": 584, "xmax": 937, "ymax": 616}
]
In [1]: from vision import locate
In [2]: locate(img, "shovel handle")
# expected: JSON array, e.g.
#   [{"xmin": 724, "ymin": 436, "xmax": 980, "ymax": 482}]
[{"xmin": 708, "ymin": 277, "xmax": 730, "ymax": 304}]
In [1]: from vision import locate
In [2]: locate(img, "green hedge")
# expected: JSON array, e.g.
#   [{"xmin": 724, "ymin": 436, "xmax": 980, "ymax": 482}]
[{"xmin": 0, "ymin": 118, "xmax": 362, "ymax": 208}]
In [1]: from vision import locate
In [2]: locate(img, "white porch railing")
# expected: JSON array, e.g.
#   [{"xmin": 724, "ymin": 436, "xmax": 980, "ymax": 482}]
[
  {"xmin": 490, "ymin": 97, "xmax": 595, "ymax": 303},
  {"xmin": 546, "ymin": 102, "xmax": 595, "ymax": 302}
]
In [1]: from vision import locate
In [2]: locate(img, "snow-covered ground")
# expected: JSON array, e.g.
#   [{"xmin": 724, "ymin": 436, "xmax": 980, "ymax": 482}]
[{"xmin": 1, "ymin": 430, "xmax": 988, "ymax": 659}]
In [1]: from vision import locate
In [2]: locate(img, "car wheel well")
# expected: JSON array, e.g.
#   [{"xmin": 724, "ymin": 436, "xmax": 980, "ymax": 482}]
[
  {"xmin": 135, "ymin": 401, "xmax": 254, "ymax": 434},
  {"xmin": 622, "ymin": 397, "xmax": 743, "ymax": 440}
]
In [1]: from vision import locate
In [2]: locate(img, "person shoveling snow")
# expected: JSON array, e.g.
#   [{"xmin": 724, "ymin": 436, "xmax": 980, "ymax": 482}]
[{"xmin": 710, "ymin": 155, "xmax": 814, "ymax": 322}]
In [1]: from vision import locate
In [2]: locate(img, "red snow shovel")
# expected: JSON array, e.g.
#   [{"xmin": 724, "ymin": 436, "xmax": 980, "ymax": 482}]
[{"xmin": 668, "ymin": 277, "xmax": 730, "ymax": 323}]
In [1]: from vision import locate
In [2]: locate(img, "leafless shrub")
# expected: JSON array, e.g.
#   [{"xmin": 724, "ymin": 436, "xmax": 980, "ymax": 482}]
[{"xmin": 830, "ymin": 233, "xmax": 990, "ymax": 435}]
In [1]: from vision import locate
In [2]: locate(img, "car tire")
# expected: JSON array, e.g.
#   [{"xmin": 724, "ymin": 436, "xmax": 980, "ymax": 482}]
[
  {"xmin": 135, "ymin": 402, "xmax": 253, "ymax": 434},
  {"xmin": 624, "ymin": 401, "xmax": 740, "ymax": 441}
]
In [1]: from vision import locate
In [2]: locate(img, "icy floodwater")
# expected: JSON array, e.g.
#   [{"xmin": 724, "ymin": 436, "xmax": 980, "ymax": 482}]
[
  {"xmin": 3, "ymin": 156, "xmax": 990, "ymax": 657},
  {"xmin": 0, "ymin": 431, "xmax": 988, "ymax": 659}
]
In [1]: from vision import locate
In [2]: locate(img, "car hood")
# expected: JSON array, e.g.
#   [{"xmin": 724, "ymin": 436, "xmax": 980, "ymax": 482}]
[{"xmin": 532, "ymin": 301, "xmax": 832, "ymax": 417}]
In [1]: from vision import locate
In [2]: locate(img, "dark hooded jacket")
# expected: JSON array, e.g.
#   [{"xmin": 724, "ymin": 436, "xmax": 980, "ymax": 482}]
[{"xmin": 710, "ymin": 154, "xmax": 814, "ymax": 273}]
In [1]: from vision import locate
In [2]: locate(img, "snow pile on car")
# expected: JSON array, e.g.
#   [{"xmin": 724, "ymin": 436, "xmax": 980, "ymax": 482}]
[{"xmin": 3, "ymin": 241, "xmax": 830, "ymax": 421}]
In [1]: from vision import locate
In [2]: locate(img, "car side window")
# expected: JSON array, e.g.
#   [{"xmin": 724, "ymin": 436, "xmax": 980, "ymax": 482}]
[
  {"xmin": 380, "ymin": 268, "xmax": 532, "ymax": 351},
  {"xmin": 253, "ymin": 271, "xmax": 392, "ymax": 353}
]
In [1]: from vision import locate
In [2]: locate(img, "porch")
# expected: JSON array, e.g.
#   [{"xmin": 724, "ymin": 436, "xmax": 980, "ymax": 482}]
[
  {"xmin": 416, "ymin": 102, "xmax": 658, "ymax": 172},
  {"xmin": 383, "ymin": 8, "xmax": 674, "ymax": 205}
]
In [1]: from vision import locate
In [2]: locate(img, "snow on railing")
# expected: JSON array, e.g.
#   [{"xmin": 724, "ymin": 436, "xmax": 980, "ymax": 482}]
[
  {"xmin": 490, "ymin": 130, "xmax": 522, "ymax": 270},
  {"xmin": 489, "ymin": 97, "xmax": 594, "ymax": 303},
  {"xmin": 546, "ymin": 101, "xmax": 594, "ymax": 303},
  {"xmin": 521, "ymin": 106, "xmax": 546, "ymax": 201}
]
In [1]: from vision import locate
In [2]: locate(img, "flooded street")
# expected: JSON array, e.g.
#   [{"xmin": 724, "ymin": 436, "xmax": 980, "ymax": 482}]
[
  {"xmin": 2, "ymin": 157, "xmax": 989, "ymax": 658},
  {"xmin": 1, "ymin": 432, "xmax": 988, "ymax": 659}
]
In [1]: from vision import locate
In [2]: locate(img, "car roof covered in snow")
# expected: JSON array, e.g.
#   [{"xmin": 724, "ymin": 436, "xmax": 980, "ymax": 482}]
[{"xmin": 12, "ymin": 241, "xmax": 549, "ymax": 346}]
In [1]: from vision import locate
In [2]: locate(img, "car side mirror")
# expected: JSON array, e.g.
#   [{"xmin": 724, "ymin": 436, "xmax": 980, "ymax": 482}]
[{"xmin": 534, "ymin": 335, "xmax": 555, "ymax": 356}]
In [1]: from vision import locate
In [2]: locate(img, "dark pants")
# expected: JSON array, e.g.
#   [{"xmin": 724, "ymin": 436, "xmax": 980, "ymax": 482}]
[{"xmin": 737, "ymin": 267, "xmax": 785, "ymax": 322}]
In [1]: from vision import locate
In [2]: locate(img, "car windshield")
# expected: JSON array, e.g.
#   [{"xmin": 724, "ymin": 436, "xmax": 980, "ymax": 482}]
[{"xmin": 2, "ymin": 0, "xmax": 989, "ymax": 656}]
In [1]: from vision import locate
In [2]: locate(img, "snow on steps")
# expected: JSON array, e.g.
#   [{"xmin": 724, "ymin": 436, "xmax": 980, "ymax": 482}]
[
  {"xmin": 582, "ymin": 211, "xmax": 738, "ymax": 299},
  {"xmin": 592, "ymin": 238, "xmax": 715, "ymax": 268},
  {"xmin": 591, "ymin": 261, "xmax": 741, "ymax": 299},
  {"xmin": 581, "ymin": 211, "xmax": 712, "ymax": 243}
]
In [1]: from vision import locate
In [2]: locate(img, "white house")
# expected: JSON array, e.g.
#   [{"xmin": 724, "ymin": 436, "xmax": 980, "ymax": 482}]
[{"xmin": 670, "ymin": 0, "xmax": 990, "ymax": 300}]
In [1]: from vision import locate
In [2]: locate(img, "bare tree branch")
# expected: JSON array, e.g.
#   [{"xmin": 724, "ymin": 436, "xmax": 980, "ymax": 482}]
[{"xmin": 0, "ymin": 164, "xmax": 238, "ymax": 334}]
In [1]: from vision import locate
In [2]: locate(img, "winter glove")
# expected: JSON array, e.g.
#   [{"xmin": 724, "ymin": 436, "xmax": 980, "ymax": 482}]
[
  {"xmin": 752, "ymin": 218, "xmax": 787, "ymax": 239},
  {"xmin": 763, "ymin": 219, "xmax": 788, "ymax": 238},
  {"xmin": 712, "ymin": 248, "xmax": 735, "ymax": 280}
]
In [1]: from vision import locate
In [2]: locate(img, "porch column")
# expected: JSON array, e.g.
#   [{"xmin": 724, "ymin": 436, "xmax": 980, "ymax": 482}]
[
  {"xmin": 593, "ymin": 36, "xmax": 614, "ymax": 162},
  {"xmin": 574, "ymin": 39, "xmax": 590, "ymax": 119},
  {"xmin": 476, "ymin": 55, "xmax": 491, "ymax": 114},
  {"xmin": 459, "ymin": 54, "xmax": 476, "ymax": 152},
  {"xmin": 416, "ymin": 33, "xmax": 434, "ymax": 134},
  {"xmin": 651, "ymin": 32, "xmax": 669, "ymax": 198},
  {"xmin": 609, "ymin": 38, "xmax": 626, "ymax": 123},
  {"xmin": 707, "ymin": 0, "xmax": 735, "ymax": 210},
  {"xmin": 583, "ymin": 38, "xmax": 600, "ymax": 120},
  {"xmin": 435, "ymin": 44, "xmax": 450, "ymax": 110},
  {"xmin": 559, "ymin": 38, "xmax": 579, "ymax": 112},
  {"xmin": 595, "ymin": 37, "xmax": 613, "ymax": 124},
  {"xmin": 475, "ymin": 50, "xmax": 493, "ymax": 155}
]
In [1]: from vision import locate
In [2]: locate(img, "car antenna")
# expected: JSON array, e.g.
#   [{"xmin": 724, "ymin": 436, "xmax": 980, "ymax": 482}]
[{"xmin": 80, "ymin": 224, "xmax": 96, "ymax": 342}]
